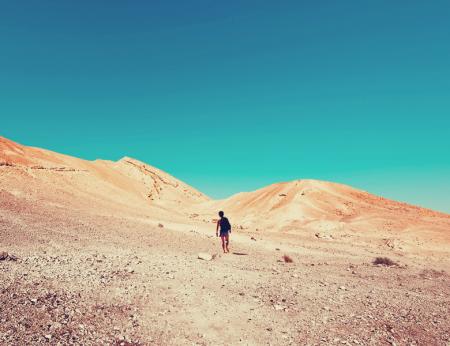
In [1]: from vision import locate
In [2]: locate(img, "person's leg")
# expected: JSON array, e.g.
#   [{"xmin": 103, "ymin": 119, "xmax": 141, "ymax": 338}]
[
  {"xmin": 221, "ymin": 236, "xmax": 226, "ymax": 253},
  {"xmin": 225, "ymin": 234, "xmax": 230, "ymax": 253}
]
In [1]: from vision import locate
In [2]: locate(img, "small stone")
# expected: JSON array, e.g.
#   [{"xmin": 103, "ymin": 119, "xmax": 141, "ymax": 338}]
[
  {"xmin": 339, "ymin": 286, "xmax": 346, "ymax": 290},
  {"xmin": 44, "ymin": 334, "xmax": 52, "ymax": 340},
  {"xmin": 50, "ymin": 322, "xmax": 62, "ymax": 331},
  {"xmin": 198, "ymin": 253, "xmax": 213, "ymax": 261},
  {"xmin": 0, "ymin": 251, "xmax": 8, "ymax": 260},
  {"xmin": 274, "ymin": 304, "xmax": 286, "ymax": 311}
]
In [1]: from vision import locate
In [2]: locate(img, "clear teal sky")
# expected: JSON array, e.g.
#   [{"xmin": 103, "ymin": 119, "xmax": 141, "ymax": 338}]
[{"xmin": 1, "ymin": 1, "xmax": 449, "ymax": 212}]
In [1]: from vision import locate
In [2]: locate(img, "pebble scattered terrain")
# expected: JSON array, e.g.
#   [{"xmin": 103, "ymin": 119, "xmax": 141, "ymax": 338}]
[
  {"xmin": 1, "ymin": 136, "xmax": 450, "ymax": 345},
  {"xmin": 1, "ymin": 201, "xmax": 449, "ymax": 346}
]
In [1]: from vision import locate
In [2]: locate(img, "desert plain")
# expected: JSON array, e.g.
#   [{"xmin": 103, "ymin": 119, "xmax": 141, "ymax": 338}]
[{"xmin": 1, "ymin": 136, "xmax": 449, "ymax": 345}]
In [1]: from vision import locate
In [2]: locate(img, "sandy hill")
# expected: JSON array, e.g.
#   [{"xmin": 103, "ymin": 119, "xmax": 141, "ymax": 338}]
[
  {"xmin": 196, "ymin": 179, "xmax": 450, "ymax": 259},
  {"xmin": 0, "ymin": 136, "xmax": 208, "ymax": 221},
  {"xmin": 208, "ymin": 179, "xmax": 449, "ymax": 228},
  {"xmin": 2, "ymin": 135, "xmax": 449, "ymax": 236}
]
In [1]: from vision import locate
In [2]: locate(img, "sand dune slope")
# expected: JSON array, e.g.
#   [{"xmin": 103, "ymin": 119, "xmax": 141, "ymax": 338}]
[
  {"xmin": 194, "ymin": 178, "xmax": 450, "ymax": 264},
  {"xmin": 2, "ymin": 135, "xmax": 449, "ymax": 238},
  {"xmin": 205, "ymin": 179, "xmax": 450, "ymax": 237},
  {"xmin": 0, "ymin": 136, "xmax": 208, "ymax": 220}
]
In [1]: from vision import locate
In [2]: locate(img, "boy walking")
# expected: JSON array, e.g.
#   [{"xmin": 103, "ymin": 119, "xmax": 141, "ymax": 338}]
[{"xmin": 216, "ymin": 211, "xmax": 231, "ymax": 253}]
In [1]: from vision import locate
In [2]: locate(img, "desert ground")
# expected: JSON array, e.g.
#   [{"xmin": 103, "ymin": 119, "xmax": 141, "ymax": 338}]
[{"xmin": 1, "ymin": 136, "xmax": 449, "ymax": 345}]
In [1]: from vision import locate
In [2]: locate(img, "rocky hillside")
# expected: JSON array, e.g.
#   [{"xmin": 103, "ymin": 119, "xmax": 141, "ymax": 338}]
[{"xmin": 0, "ymin": 136, "xmax": 208, "ymax": 220}]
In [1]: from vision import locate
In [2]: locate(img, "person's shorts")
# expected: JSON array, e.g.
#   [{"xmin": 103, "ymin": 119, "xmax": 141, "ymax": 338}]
[{"xmin": 220, "ymin": 230, "xmax": 229, "ymax": 237}]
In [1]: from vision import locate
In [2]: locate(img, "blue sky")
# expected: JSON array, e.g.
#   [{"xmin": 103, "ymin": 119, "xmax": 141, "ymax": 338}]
[{"xmin": 1, "ymin": 1, "xmax": 449, "ymax": 212}]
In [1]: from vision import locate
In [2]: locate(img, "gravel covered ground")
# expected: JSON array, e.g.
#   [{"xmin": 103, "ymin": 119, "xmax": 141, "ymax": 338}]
[{"xmin": 1, "ymin": 200, "xmax": 449, "ymax": 346}]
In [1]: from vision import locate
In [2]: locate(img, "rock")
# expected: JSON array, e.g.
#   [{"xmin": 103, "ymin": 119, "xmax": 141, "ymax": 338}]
[
  {"xmin": 315, "ymin": 233, "xmax": 333, "ymax": 240},
  {"xmin": 274, "ymin": 304, "xmax": 286, "ymax": 311},
  {"xmin": 198, "ymin": 253, "xmax": 213, "ymax": 261},
  {"xmin": 158, "ymin": 223, "xmax": 164, "ymax": 228},
  {"xmin": 0, "ymin": 252, "xmax": 18, "ymax": 261},
  {"xmin": 339, "ymin": 286, "xmax": 347, "ymax": 290},
  {"xmin": 50, "ymin": 322, "xmax": 62, "ymax": 331},
  {"xmin": 250, "ymin": 237, "xmax": 256, "ymax": 241}
]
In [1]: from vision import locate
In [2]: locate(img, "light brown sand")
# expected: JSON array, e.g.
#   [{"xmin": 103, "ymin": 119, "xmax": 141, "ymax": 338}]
[{"xmin": 1, "ymin": 136, "xmax": 449, "ymax": 345}]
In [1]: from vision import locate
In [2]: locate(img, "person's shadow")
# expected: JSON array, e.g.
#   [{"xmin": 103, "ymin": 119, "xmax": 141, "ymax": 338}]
[{"xmin": 232, "ymin": 252, "xmax": 248, "ymax": 256}]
